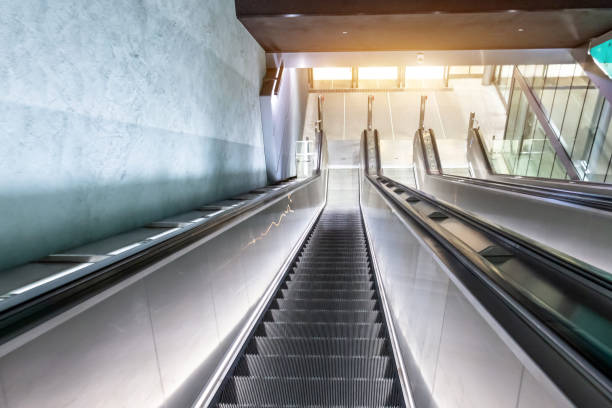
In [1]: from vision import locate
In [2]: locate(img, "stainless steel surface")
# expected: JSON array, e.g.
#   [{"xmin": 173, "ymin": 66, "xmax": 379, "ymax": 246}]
[
  {"xmin": 414, "ymin": 129, "xmax": 612, "ymax": 273},
  {"xmin": 360, "ymin": 173, "xmax": 573, "ymax": 408},
  {"xmin": 0, "ymin": 175, "xmax": 326, "ymax": 408},
  {"xmin": 367, "ymin": 95, "xmax": 373, "ymax": 131}
]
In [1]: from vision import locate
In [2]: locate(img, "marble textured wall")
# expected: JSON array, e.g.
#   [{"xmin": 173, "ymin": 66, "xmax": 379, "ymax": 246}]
[{"xmin": 0, "ymin": 0, "xmax": 267, "ymax": 270}]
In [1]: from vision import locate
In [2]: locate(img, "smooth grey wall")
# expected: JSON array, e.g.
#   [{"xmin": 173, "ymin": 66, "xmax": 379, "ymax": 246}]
[
  {"xmin": 260, "ymin": 68, "xmax": 310, "ymax": 182},
  {"xmin": 0, "ymin": 0, "xmax": 267, "ymax": 270}
]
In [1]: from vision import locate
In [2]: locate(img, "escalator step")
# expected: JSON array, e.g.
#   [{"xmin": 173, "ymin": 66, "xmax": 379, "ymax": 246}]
[
  {"xmin": 287, "ymin": 273, "xmax": 372, "ymax": 282},
  {"xmin": 293, "ymin": 266, "xmax": 371, "ymax": 274},
  {"xmin": 265, "ymin": 310, "xmax": 381, "ymax": 324},
  {"xmin": 296, "ymin": 261, "xmax": 370, "ymax": 268},
  {"xmin": 214, "ymin": 208, "xmax": 404, "ymax": 407},
  {"xmin": 235, "ymin": 355, "xmax": 395, "ymax": 378},
  {"xmin": 281, "ymin": 289, "xmax": 375, "ymax": 300},
  {"xmin": 257, "ymin": 322, "xmax": 385, "ymax": 338},
  {"xmin": 285, "ymin": 281, "xmax": 373, "ymax": 290},
  {"xmin": 247, "ymin": 337, "xmax": 388, "ymax": 356},
  {"xmin": 274, "ymin": 299, "xmax": 377, "ymax": 311},
  {"xmin": 219, "ymin": 377, "xmax": 404, "ymax": 406}
]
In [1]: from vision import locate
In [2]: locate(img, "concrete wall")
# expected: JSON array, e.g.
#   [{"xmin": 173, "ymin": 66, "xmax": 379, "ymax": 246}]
[
  {"xmin": 0, "ymin": 0, "xmax": 267, "ymax": 270},
  {"xmin": 260, "ymin": 68, "xmax": 310, "ymax": 182}
]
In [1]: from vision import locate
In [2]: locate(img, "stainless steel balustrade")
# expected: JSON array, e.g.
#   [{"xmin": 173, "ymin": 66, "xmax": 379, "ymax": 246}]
[
  {"xmin": 467, "ymin": 126, "xmax": 612, "ymax": 199},
  {"xmin": 414, "ymin": 127, "xmax": 612, "ymax": 273},
  {"xmin": 362, "ymin": 132, "xmax": 611, "ymax": 407},
  {"xmin": 0, "ymin": 174, "xmax": 327, "ymax": 407}
]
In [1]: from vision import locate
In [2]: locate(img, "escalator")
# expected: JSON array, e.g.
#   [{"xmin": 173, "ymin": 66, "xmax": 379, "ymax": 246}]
[
  {"xmin": 412, "ymin": 126, "xmax": 612, "ymax": 272},
  {"xmin": 1, "ymin": 97, "xmax": 611, "ymax": 407},
  {"xmin": 215, "ymin": 210, "xmax": 405, "ymax": 406}
]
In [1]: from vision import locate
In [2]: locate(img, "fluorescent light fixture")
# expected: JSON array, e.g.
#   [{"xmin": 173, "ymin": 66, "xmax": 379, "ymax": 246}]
[
  {"xmin": 312, "ymin": 67, "xmax": 352, "ymax": 81},
  {"xmin": 10, "ymin": 263, "xmax": 93, "ymax": 295},
  {"xmin": 359, "ymin": 66, "xmax": 398, "ymax": 80}
]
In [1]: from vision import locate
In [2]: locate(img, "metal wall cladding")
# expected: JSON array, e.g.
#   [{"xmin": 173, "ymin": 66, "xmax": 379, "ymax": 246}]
[
  {"xmin": 0, "ymin": 177, "xmax": 325, "ymax": 408},
  {"xmin": 360, "ymin": 177, "xmax": 572, "ymax": 408}
]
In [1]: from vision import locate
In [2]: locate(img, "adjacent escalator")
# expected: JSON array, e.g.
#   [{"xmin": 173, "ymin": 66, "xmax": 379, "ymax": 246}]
[{"xmin": 215, "ymin": 208, "xmax": 405, "ymax": 407}]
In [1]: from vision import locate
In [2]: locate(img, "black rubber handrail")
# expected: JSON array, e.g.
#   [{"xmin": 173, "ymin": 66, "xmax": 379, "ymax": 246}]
[
  {"xmin": 369, "ymin": 173, "xmax": 612, "ymax": 407},
  {"xmin": 423, "ymin": 128, "xmax": 612, "ymax": 212}
]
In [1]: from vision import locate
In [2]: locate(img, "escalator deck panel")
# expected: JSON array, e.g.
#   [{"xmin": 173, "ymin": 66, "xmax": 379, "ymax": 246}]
[{"xmin": 216, "ymin": 210, "xmax": 405, "ymax": 407}]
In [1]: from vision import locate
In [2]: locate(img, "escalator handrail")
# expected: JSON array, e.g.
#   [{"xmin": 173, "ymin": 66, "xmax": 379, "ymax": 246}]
[
  {"xmin": 368, "ymin": 173, "xmax": 612, "ymax": 405},
  {"xmin": 378, "ymin": 172, "xmax": 612, "ymax": 294},
  {"xmin": 0, "ymin": 159, "xmax": 327, "ymax": 345},
  {"xmin": 425, "ymin": 127, "xmax": 612, "ymax": 211},
  {"xmin": 471, "ymin": 126, "xmax": 612, "ymax": 189}
]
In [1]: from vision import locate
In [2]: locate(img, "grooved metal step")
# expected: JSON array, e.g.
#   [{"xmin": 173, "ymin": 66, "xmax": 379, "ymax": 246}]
[
  {"xmin": 274, "ymin": 298, "xmax": 378, "ymax": 311},
  {"xmin": 235, "ymin": 355, "xmax": 395, "ymax": 378},
  {"xmin": 247, "ymin": 337, "xmax": 389, "ymax": 356},
  {"xmin": 287, "ymin": 273, "xmax": 372, "ymax": 282},
  {"xmin": 215, "ymin": 209, "xmax": 404, "ymax": 407},
  {"xmin": 220, "ymin": 377, "xmax": 404, "ymax": 406},
  {"xmin": 266, "ymin": 310, "xmax": 381, "ymax": 324},
  {"xmin": 281, "ymin": 289, "xmax": 376, "ymax": 300},
  {"xmin": 285, "ymin": 280, "xmax": 373, "ymax": 290},
  {"xmin": 293, "ymin": 266, "xmax": 371, "ymax": 274},
  {"xmin": 257, "ymin": 322, "xmax": 385, "ymax": 338}
]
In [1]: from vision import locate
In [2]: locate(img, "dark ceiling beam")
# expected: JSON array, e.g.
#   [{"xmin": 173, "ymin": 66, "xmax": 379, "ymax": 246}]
[{"xmin": 236, "ymin": 0, "xmax": 612, "ymax": 17}]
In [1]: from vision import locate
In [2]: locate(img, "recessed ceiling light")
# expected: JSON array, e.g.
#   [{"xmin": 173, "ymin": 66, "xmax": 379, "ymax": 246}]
[
  {"xmin": 507, "ymin": 9, "xmax": 518, "ymax": 13},
  {"xmin": 518, "ymin": 28, "xmax": 524, "ymax": 32},
  {"xmin": 283, "ymin": 14, "xmax": 301, "ymax": 18},
  {"xmin": 342, "ymin": 31, "xmax": 348, "ymax": 35}
]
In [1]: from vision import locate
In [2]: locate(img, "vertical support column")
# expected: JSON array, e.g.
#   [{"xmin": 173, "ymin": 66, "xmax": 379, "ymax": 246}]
[
  {"xmin": 443, "ymin": 66, "xmax": 450, "ymax": 88},
  {"xmin": 367, "ymin": 95, "xmax": 374, "ymax": 131},
  {"xmin": 419, "ymin": 95, "xmax": 427, "ymax": 130},
  {"xmin": 352, "ymin": 66, "xmax": 359, "ymax": 89},
  {"xmin": 398, "ymin": 65, "xmax": 405, "ymax": 89}
]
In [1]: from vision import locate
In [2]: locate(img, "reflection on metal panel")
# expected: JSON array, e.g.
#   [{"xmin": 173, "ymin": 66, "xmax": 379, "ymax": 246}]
[
  {"xmin": 360, "ymin": 177, "xmax": 572, "ymax": 408},
  {"xmin": 0, "ymin": 177, "xmax": 326, "ymax": 408}
]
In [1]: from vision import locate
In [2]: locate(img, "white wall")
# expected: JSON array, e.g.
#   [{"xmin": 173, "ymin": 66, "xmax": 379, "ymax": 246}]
[{"xmin": 0, "ymin": 0, "xmax": 267, "ymax": 270}]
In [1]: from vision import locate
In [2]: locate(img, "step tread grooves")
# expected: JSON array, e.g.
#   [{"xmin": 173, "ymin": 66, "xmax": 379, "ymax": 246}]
[{"xmin": 216, "ymin": 209, "xmax": 404, "ymax": 407}]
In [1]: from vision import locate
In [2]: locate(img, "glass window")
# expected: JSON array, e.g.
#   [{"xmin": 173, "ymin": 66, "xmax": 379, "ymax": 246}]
[
  {"xmin": 469, "ymin": 65, "xmax": 484, "ymax": 75},
  {"xmin": 585, "ymin": 101, "xmax": 612, "ymax": 182},
  {"xmin": 526, "ymin": 124, "xmax": 546, "ymax": 177},
  {"xmin": 358, "ymin": 66, "xmax": 398, "ymax": 89},
  {"xmin": 540, "ymin": 64, "xmax": 560, "ymax": 118},
  {"xmin": 551, "ymin": 156, "xmax": 567, "ymax": 179},
  {"xmin": 312, "ymin": 67, "xmax": 352, "ymax": 89},
  {"xmin": 519, "ymin": 65, "xmax": 536, "ymax": 86},
  {"xmin": 549, "ymin": 64, "xmax": 575, "ymax": 135},
  {"xmin": 538, "ymin": 141, "xmax": 556, "ymax": 178},
  {"xmin": 531, "ymin": 65, "xmax": 546, "ymax": 100},
  {"xmin": 571, "ymin": 85, "xmax": 605, "ymax": 178},
  {"xmin": 559, "ymin": 67, "xmax": 589, "ymax": 152}
]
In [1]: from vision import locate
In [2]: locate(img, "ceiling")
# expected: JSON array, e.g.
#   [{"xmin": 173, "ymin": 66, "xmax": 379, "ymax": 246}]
[{"xmin": 235, "ymin": 1, "xmax": 612, "ymax": 52}]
